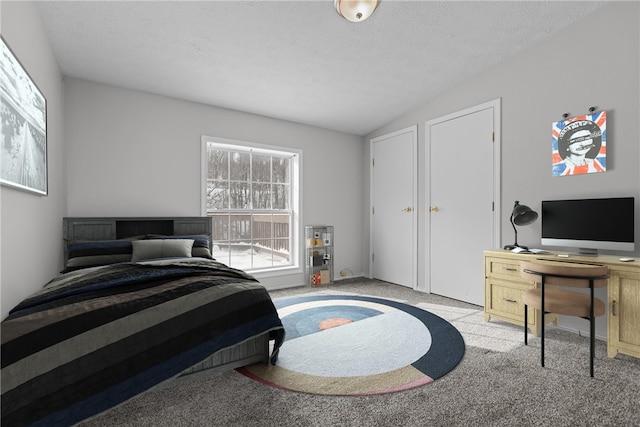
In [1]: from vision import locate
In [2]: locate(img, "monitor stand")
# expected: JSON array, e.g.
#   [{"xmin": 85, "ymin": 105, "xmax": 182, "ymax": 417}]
[{"xmin": 576, "ymin": 248, "xmax": 599, "ymax": 257}]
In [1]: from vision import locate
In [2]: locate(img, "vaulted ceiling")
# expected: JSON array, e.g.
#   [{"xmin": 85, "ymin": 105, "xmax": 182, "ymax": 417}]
[{"xmin": 38, "ymin": 1, "xmax": 605, "ymax": 135}]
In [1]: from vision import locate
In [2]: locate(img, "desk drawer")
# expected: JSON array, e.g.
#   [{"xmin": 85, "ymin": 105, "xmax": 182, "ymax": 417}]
[
  {"xmin": 485, "ymin": 279, "xmax": 535, "ymax": 325},
  {"xmin": 486, "ymin": 257, "xmax": 522, "ymax": 280}
]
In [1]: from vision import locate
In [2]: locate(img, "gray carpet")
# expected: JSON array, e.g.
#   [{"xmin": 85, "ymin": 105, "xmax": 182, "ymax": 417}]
[{"xmin": 80, "ymin": 278, "xmax": 640, "ymax": 427}]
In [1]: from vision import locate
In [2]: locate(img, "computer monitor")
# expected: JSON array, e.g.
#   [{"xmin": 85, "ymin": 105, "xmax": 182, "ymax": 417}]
[{"xmin": 541, "ymin": 197, "xmax": 635, "ymax": 256}]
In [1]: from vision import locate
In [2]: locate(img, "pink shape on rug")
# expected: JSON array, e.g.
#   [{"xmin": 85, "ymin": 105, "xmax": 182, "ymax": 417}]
[
  {"xmin": 235, "ymin": 367, "xmax": 291, "ymax": 391},
  {"xmin": 236, "ymin": 367, "xmax": 435, "ymax": 396},
  {"xmin": 318, "ymin": 317, "xmax": 353, "ymax": 330}
]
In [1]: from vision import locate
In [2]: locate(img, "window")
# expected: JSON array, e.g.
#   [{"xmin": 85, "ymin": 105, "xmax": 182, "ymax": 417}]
[{"xmin": 202, "ymin": 136, "xmax": 300, "ymax": 272}]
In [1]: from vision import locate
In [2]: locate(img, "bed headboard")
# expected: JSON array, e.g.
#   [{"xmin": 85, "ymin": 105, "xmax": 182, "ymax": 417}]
[{"xmin": 63, "ymin": 217, "xmax": 213, "ymax": 262}]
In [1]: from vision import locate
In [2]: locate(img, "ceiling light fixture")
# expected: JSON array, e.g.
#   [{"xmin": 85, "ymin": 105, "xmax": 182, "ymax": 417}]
[{"xmin": 335, "ymin": 0, "xmax": 379, "ymax": 23}]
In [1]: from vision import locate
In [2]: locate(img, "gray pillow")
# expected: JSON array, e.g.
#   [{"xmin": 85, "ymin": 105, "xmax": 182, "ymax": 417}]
[
  {"xmin": 131, "ymin": 239, "xmax": 194, "ymax": 261},
  {"xmin": 144, "ymin": 234, "xmax": 213, "ymax": 259}
]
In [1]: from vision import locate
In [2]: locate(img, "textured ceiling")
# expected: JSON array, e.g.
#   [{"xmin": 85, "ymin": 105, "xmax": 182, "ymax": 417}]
[{"xmin": 37, "ymin": 1, "xmax": 606, "ymax": 136}]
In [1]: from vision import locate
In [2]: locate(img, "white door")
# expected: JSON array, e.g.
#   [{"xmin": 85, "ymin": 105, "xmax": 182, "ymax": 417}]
[
  {"xmin": 427, "ymin": 101, "xmax": 500, "ymax": 306},
  {"xmin": 370, "ymin": 126, "xmax": 417, "ymax": 288}
]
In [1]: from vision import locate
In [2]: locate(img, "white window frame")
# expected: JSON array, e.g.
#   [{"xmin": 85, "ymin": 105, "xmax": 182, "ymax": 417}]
[{"xmin": 201, "ymin": 135, "xmax": 302, "ymax": 278}]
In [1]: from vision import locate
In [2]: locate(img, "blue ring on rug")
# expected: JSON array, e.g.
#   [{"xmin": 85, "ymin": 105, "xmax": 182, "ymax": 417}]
[
  {"xmin": 282, "ymin": 305, "xmax": 384, "ymax": 340},
  {"xmin": 275, "ymin": 295, "xmax": 465, "ymax": 380}
]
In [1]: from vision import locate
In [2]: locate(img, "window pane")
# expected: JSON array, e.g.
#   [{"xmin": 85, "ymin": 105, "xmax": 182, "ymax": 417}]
[
  {"xmin": 252, "ymin": 183, "xmax": 271, "ymax": 209},
  {"xmin": 229, "ymin": 214, "xmax": 252, "ymax": 241},
  {"xmin": 212, "ymin": 244, "xmax": 231, "ymax": 266},
  {"xmin": 207, "ymin": 180, "xmax": 228, "ymax": 210},
  {"xmin": 229, "ymin": 151, "xmax": 250, "ymax": 181},
  {"xmin": 252, "ymin": 154, "xmax": 271, "ymax": 183},
  {"xmin": 211, "ymin": 214, "xmax": 229, "ymax": 240},
  {"xmin": 227, "ymin": 239, "xmax": 254, "ymax": 270},
  {"xmin": 272, "ymin": 157, "xmax": 290, "ymax": 183},
  {"xmin": 211, "ymin": 213, "xmax": 230, "ymax": 264},
  {"xmin": 273, "ymin": 238, "xmax": 290, "ymax": 259},
  {"xmin": 230, "ymin": 181, "xmax": 250, "ymax": 209},
  {"xmin": 273, "ymin": 213, "xmax": 290, "ymax": 238},
  {"xmin": 252, "ymin": 214, "xmax": 272, "ymax": 239},
  {"xmin": 229, "ymin": 249, "xmax": 252, "ymax": 270},
  {"xmin": 249, "ymin": 252, "xmax": 269, "ymax": 269},
  {"xmin": 208, "ymin": 149, "xmax": 228, "ymax": 180},
  {"xmin": 272, "ymin": 183, "xmax": 289, "ymax": 210}
]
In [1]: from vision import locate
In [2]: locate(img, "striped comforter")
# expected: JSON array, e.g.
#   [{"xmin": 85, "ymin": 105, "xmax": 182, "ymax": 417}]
[{"xmin": 1, "ymin": 258, "xmax": 285, "ymax": 427}]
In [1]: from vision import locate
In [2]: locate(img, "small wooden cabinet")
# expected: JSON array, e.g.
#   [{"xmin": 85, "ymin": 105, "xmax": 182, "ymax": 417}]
[{"xmin": 484, "ymin": 249, "xmax": 640, "ymax": 359}]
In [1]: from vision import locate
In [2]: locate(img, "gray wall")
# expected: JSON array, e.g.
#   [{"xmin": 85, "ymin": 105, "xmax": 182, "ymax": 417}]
[
  {"xmin": 1, "ymin": 1, "xmax": 66, "ymax": 318},
  {"xmin": 365, "ymin": 1, "xmax": 640, "ymax": 283},
  {"xmin": 363, "ymin": 2, "xmax": 639, "ymax": 339},
  {"xmin": 1, "ymin": 1, "xmax": 365, "ymax": 319},
  {"xmin": 63, "ymin": 78, "xmax": 366, "ymax": 291},
  {"xmin": 1, "ymin": 1, "xmax": 638, "ymax": 324}
]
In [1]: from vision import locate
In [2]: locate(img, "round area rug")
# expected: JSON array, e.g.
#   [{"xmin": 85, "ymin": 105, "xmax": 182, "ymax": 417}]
[{"xmin": 237, "ymin": 294, "xmax": 465, "ymax": 395}]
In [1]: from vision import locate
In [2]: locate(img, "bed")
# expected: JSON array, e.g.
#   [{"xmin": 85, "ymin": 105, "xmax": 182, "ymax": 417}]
[{"xmin": 1, "ymin": 217, "xmax": 285, "ymax": 427}]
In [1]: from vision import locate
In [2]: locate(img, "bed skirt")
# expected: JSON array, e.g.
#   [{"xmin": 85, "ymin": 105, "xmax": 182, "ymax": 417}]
[{"xmin": 179, "ymin": 333, "xmax": 270, "ymax": 378}]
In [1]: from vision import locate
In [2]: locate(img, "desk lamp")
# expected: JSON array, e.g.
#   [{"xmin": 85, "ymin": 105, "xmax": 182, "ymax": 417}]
[{"xmin": 503, "ymin": 201, "xmax": 538, "ymax": 250}]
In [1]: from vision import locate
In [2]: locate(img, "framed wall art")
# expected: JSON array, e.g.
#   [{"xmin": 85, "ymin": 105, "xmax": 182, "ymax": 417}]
[
  {"xmin": 1, "ymin": 36, "xmax": 47, "ymax": 195},
  {"xmin": 552, "ymin": 110, "xmax": 606, "ymax": 177}
]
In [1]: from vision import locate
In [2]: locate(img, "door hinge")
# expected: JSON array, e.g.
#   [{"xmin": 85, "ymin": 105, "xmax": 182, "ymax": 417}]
[
  {"xmin": 372, "ymin": 253, "xmax": 374, "ymax": 262},
  {"xmin": 492, "ymin": 132, "xmax": 495, "ymax": 142},
  {"xmin": 372, "ymin": 207, "xmax": 375, "ymax": 215},
  {"xmin": 492, "ymin": 201, "xmax": 495, "ymax": 211},
  {"xmin": 372, "ymin": 158, "xmax": 375, "ymax": 167}
]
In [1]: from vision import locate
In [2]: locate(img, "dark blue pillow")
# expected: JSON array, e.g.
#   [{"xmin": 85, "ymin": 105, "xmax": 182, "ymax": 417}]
[{"xmin": 63, "ymin": 240, "xmax": 133, "ymax": 273}]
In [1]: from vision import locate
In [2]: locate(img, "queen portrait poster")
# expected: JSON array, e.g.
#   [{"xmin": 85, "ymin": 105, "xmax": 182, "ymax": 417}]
[{"xmin": 552, "ymin": 111, "xmax": 606, "ymax": 176}]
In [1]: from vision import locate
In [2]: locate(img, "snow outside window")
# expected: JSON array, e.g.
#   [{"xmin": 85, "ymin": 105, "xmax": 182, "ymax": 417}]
[{"xmin": 202, "ymin": 137, "xmax": 300, "ymax": 272}]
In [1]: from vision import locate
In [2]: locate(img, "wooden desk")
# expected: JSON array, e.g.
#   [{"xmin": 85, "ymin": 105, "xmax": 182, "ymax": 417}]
[{"xmin": 484, "ymin": 249, "xmax": 640, "ymax": 359}]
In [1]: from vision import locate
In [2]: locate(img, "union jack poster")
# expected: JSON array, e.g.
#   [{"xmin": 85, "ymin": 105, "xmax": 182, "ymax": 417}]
[{"xmin": 552, "ymin": 111, "xmax": 606, "ymax": 176}]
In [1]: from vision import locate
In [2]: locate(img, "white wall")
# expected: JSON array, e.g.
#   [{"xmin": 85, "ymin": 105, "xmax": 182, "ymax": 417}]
[
  {"xmin": 64, "ymin": 78, "xmax": 365, "ymax": 290},
  {"xmin": 364, "ymin": 2, "xmax": 640, "ymax": 338},
  {"xmin": 0, "ymin": 1, "xmax": 66, "ymax": 319}
]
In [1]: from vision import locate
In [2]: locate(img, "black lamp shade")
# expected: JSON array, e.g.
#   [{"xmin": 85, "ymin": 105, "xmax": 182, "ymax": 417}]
[
  {"xmin": 513, "ymin": 204, "xmax": 538, "ymax": 226},
  {"xmin": 504, "ymin": 201, "xmax": 538, "ymax": 250}
]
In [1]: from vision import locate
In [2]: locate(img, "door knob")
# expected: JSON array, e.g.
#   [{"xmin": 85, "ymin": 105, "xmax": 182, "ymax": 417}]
[
  {"xmin": 430, "ymin": 206, "xmax": 439, "ymax": 212},
  {"xmin": 402, "ymin": 207, "xmax": 412, "ymax": 212}
]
